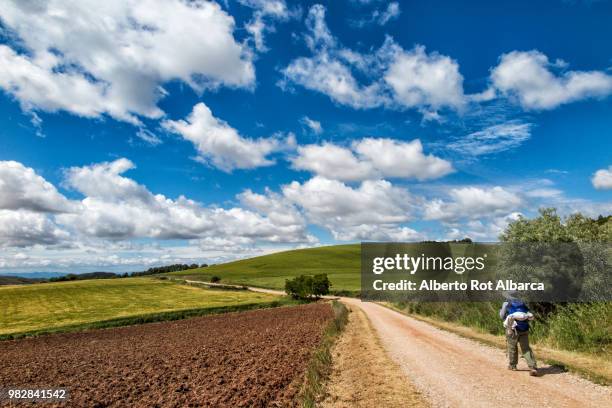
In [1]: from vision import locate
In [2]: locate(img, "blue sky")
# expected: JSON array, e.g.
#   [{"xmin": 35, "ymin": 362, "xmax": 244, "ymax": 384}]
[{"xmin": 0, "ymin": 0, "xmax": 610, "ymax": 273}]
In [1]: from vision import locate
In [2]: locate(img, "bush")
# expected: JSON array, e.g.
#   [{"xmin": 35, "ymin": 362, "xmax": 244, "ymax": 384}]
[
  {"xmin": 210, "ymin": 275, "xmax": 221, "ymax": 283},
  {"xmin": 285, "ymin": 274, "xmax": 331, "ymax": 299}
]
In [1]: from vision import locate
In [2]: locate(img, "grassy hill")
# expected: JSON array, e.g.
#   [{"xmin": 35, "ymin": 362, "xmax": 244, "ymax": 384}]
[
  {"xmin": 0, "ymin": 277, "xmax": 280, "ymax": 338},
  {"xmin": 167, "ymin": 244, "xmax": 361, "ymax": 293}
]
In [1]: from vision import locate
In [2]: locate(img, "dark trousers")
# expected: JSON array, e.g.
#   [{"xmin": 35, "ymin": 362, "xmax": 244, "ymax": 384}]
[{"xmin": 507, "ymin": 331, "xmax": 537, "ymax": 368}]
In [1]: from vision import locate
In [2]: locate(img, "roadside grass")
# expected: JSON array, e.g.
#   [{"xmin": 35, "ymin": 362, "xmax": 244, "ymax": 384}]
[
  {"xmin": 166, "ymin": 244, "xmax": 361, "ymax": 294},
  {"xmin": 299, "ymin": 301, "xmax": 349, "ymax": 408},
  {"xmin": 391, "ymin": 301, "xmax": 611, "ymax": 355},
  {"xmin": 0, "ymin": 277, "xmax": 281, "ymax": 338},
  {"xmin": 388, "ymin": 302, "xmax": 612, "ymax": 385}
]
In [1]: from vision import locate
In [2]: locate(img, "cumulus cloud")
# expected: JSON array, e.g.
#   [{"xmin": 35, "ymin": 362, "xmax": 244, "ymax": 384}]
[
  {"xmin": 0, "ymin": 0, "xmax": 254, "ymax": 123},
  {"xmin": 281, "ymin": 52, "xmax": 387, "ymax": 109},
  {"xmin": 489, "ymin": 50, "xmax": 612, "ymax": 110},
  {"xmin": 283, "ymin": 176, "xmax": 416, "ymax": 240},
  {"xmin": 425, "ymin": 186, "xmax": 523, "ymax": 222},
  {"xmin": 58, "ymin": 158, "xmax": 311, "ymax": 243},
  {"xmin": 447, "ymin": 121, "xmax": 532, "ymax": 156},
  {"xmin": 0, "ymin": 210, "xmax": 70, "ymax": 248},
  {"xmin": 355, "ymin": 138, "xmax": 454, "ymax": 180},
  {"xmin": 280, "ymin": 4, "xmax": 465, "ymax": 115},
  {"xmin": 0, "ymin": 161, "xmax": 72, "ymax": 213},
  {"xmin": 292, "ymin": 143, "xmax": 375, "ymax": 182},
  {"xmin": 384, "ymin": 45, "xmax": 465, "ymax": 111},
  {"xmin": 292, "ymin": 138, "xmax": 453, "ymax": 182},
  {"xmin": 162, "ymin": 103, "xmax": 281, "ymax": 171},
  {"xmin": 592, "ymin": 166, "xmax": 612, "ymax": 190},
  {"xmin": 331, "ymin": 224, "xmax": 422, "ymax": 241},
  {"xmin": 0, "ymin": 159, "xmax": 313, "ymax": 248}
]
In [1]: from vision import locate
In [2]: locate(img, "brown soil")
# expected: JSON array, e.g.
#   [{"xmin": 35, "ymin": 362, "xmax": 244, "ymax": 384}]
[
  {"xmin": 320, "ymin": 303, "xmax": 429, "ymax": 408},
  {"xmin": 0, "ymin": 303, "xmax": 333, "ymax": 408}
]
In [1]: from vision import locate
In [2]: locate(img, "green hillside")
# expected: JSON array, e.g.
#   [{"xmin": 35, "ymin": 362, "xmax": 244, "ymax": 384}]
[{"xmin": 167, "ymin": 244, "xmax": 361, "ymax": 293}]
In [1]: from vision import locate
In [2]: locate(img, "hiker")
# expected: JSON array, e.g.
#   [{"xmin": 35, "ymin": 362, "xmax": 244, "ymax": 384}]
[{"xmin": 500, "ymin": 292, "xmax": 538, "ymax": 376}]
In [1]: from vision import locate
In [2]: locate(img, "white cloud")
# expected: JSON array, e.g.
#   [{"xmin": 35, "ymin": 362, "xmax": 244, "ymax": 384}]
[
  {"xmin": 239, "ymin": 0, "xmax": 294, "ymax": 52},
  {"xmin": 425, "ymin": 186, "xmax": 523, "ymax": 222},
  {"xmin": 238, "ymin": 188, "xmax": 307, "ymax": 230},
  {"xmin": 0, "ymin": 0, "xmax": 254, "ymax": 123},
  {"xmin": 281, "ymin": 53, "xmax": 387, "ymax": 109},
  {"xmin": 58, "ymin": 158, "xmax": 312, "ymax": 243},
  {"xmin": 375, "ymin": 2, "xmax": 400, "ymax": 25},
  {"xmin": 350, "ymin": 1, "xmax": 400, "ymax": 27},
  {"xmin": 291, "ymin": 138, "xmax": 453, "ymax": 182},
  {"xmin": 445, "ymin": 212, "xmax": 522, "ymax": 241},
  {"xmin": 331, "ymin": 224, "xmax": 422, "ymax": 241},
  {"xmin": 0, "ymin": 210, "xmax": 70, "ymax": 248},
  {"xmin": 63, "ymin": 158, "xmax": 152, "ymax": 203},
  {"xmin": 292, "ymin": 143, "xmax": 375, "ymax": 182},
  {"xmin": 592, "ymin": 166, "xmax": 612, "ymax": 190},
  {"xmin": 239, "ymin": 0, "xmax": 290, "ymax": 17},
  {"xmin": 0, "ymin": 161, "xmax": 72, "ymax": 213},
  {"xmin": 300, "ymin": 116, "xmax": 323, "ymax": 134},
  {"xmin": 280, "ymin": 4, "xmax": 380, "ymax": 109},
  {"xmin": 304, "ymin": 4, "xmax": 336, "ymax": 50},
  {"xmin": 524, "ymin": 188, "xmax": 563, "ymax": 199},
  {"xmin": 162, "ymin": 103, "xmax": 281, "ymax": 171},
  {"xmin": 280, "ymin": 5, "xmax": 465, "ymax": 116},
  {"xmin": 384, "ymin": 45, "xmax": 465, "ymax": 111},
  {"xmin": 0, "ymin": 159, "xmax": 313, "ymax": 249},
  {"xmin": 283, "ymin": 176, "xmax": 416, "ymax": 239},
  {"xmin": 135, "ymin": 128, "xmax": 162, "ymax": 146},
  {"xmin": 489, "ymin": 50, "xmax": 612, "ymax": 110},
  {"xmin": 447, "ymin": 121, "xmax": 532, "ymax": 156},
  {"xmin": 355, "ymin": 138, "xmax": 454, "ymax": 180}
]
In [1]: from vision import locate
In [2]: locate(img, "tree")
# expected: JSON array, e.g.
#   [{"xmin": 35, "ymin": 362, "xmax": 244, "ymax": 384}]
[
  {"xmin": 311, "ymin": 274, "xmax": 331, "ymax": 297},
  {"xmin": 500, "ymin": 208, "xmax": 611, "ymax": 243},
  {"xmin": 285, "ymin": 274, "xmax": 331, "ymax": 299},
  {"xmin": 499, "ymin": 208, "xmax": 611, "ymax": 303}
]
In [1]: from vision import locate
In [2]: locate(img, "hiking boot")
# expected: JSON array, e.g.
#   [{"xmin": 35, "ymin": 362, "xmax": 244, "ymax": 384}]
[
  {"xmin": 529, "ymin": 368, "xmax": 538, "ymax": 376},
  {"xmin": 508, "ymin": 365, "xmax": 517, "ymax": 371}
]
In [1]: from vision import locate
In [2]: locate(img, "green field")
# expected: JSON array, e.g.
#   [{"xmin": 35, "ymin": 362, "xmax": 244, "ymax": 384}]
[
  {"xmin": 168, "ymin": 244, "xmax": 361, "ymax": 292},
  {"xmin": 0, "ymin": 277, "xmax": 280, "ymax": 337}
]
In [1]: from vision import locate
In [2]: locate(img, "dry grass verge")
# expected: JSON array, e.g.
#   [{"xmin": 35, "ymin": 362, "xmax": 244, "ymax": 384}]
[
  {"xmin": 299, "ymin": 300, "xmax": 349, "ymax": 407},
  {"xmin": 319, "ymin": 303, "xmax": 429, "ymax": 407}
]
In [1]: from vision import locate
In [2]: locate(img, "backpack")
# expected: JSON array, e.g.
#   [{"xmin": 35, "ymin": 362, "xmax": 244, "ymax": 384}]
[{"xmin": 507, "ymin": 300, "xmax": 530, "ymax": 332}]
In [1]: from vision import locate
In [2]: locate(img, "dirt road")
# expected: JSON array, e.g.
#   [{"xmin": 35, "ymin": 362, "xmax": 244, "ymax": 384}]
[
  {"xmin": 181, "ymin": 282, "xmax": 610, "ymax": 407},
  {"xmin": 343, "ymin": 298, "xmax": 611, "ymax": 408}
]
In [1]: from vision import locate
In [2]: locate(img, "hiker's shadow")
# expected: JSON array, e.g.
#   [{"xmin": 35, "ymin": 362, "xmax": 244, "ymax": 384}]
[{"xmin": 535, "ymin": 365, "xmax": 567, "ymax": 376}]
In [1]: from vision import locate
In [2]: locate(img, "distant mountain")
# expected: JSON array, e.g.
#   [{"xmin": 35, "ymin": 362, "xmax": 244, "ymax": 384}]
[
  {"xmin": 0, "ymin": 275, "xmax": 46, "ymax": 285},
  {"xmin": 50, "ymin": 272, "xmax": 118, "ymax": 281},
  {"xmin": 0, "ymin": 272, "xmax": 67, "ymax": 279}
]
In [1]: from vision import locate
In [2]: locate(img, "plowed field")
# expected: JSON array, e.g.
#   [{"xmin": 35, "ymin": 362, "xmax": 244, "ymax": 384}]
[{"xmin": 0, "ymin": 303, "xmax": 333, "ymax": 407}]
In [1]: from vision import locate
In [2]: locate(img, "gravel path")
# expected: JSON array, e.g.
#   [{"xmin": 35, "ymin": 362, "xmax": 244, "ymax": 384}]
[{"xmin": 343, "ymin": 298, "xmax": 611, "ymax": 408}]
